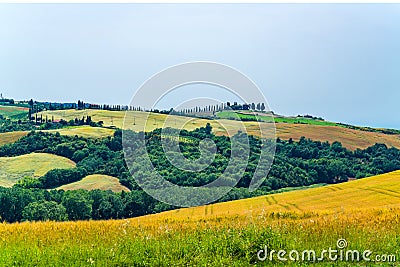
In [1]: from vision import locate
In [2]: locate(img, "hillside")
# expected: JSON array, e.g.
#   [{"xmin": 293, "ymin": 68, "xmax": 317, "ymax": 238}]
[
  {"xmin": 140, "ymin": 170, "xmax": 400, "ymax": 222},
  {"xmin": 0, "ymin": 153, "xmax": 76, "ymax": 187},
  {"xmin": 275, "ymin": 124, "xmax": 400, "ymax": 150},
  {"xmin": 57, "ymin": 174, "xmax": 130, "ymax": 192},
  {"xmin": 38, "ymin": 109, "xmax": 400, "ymax": 150},
  {"xmin": 0, "ymin": 127, "xmax": 114, "ymax": 146}
]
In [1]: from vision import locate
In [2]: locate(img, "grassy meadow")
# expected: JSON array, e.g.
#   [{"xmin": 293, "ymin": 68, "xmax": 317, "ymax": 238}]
[
  {"xmin": 0, "ymin": 171, "xmax": 399, "ymax": 266},
  {"xmin": 0, "ymin": 153, "xmax": 76, "ymax": 187},
  {"xmin": 57, "ymin": 174, "xmax": 130, "ymax": 192}
]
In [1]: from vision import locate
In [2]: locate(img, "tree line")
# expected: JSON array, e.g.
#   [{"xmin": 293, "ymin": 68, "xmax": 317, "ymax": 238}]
[
  {"xmin": 26, "ymin": 99, "xmax": 270, "ymax": 121},
  {"xmin": 0, "ymin": 187, "xmax": 157, "ymax": 223}
]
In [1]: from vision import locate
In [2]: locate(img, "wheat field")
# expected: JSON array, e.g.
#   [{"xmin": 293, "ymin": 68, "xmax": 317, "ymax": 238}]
[
  {"xmin": 57, "ymin": 174, "xmax": 130, "ymax": 192},
  {"xmin": 0, "ymin": 153, "xmax": 76, "ymax": 187},
  {"xmin": 46, "ymin": 126, "xmax": 115, "ymax": 139}
]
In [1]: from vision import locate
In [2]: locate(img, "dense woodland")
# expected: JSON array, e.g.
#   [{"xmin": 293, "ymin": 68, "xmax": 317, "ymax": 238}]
[{"xmin": 1, "ymin": 123, "xmax": 400, "ymax": 222}]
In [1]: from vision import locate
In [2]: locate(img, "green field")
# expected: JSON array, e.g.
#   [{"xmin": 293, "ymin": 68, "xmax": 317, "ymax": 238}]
[
  {"xmin": 57, "ymin": 174, "xmax": 130, "ymax": 192},
  {"xmin": 0, "ymin": 153, "xmax": 76, "ymax": 187},
  {"xmin": 0, "ymin": 105, "xmax": 29, "ymax": 120},
  {"xmin": 0, "ymin": 171, "xmax": 399, "ymax": 266},
  {"xmin": 217, "ymin": 110, "xmax": 340, "ymax": 126}
]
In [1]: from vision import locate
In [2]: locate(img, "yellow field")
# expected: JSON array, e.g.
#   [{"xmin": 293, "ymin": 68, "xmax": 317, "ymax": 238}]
[
  {"xmin": 0, "ymin": 131, "xmax": 28, "ymax": 146},
  {"xmin": 138, "ymin": 170, "xmax": 400, "ymax": 222},
  {"xmin": 0, "ymin": 153, "xmax": 76, "ymax": 187},
  {"xmin": 57, "ymin": 174, "xmax": 130, "ymax": 192},
  {"xmin": 38, "ymin": 109, "xmax": 239, "ymax": 133},
  {"xmin": 0, "ymin": 127, "xmax": 115, "ymax": 147},
  {"xmin": 38, "ymin": 109, "xmax": 400, "ymax": 150},
  {"xmin": 46, "ymin": 126, "xmax": 115, "ymax": 139}
]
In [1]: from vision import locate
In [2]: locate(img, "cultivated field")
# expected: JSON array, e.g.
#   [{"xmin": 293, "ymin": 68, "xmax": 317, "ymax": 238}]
[
  {"xmin": 0, "ymin": 105, "xmax": 28, "ymax": 120},
  {"xmin": 0, "ymin": 153, "xmax": 76, "ymax": 187},
  {"xmin": 275, "ymin": 123, "xmax": 400, "ymax": 150},
  {"xmin": 217, "ymin": 110, "xmax": 340, "ymax": 127},
  {"xmin": 0, "ymin": 171, "xmax": 399, "ymax": 266},
  {"xmin": 38, "ymin": 109, "xmax": 400, "ymax": 150},
  {"xmin": 57, "ymin": 174, "xmax": 130, "ymax": 192},
  {"xmin": 144, "ymin": 170, "xmax": 400, "ymax": 221},
  {"xmin": 0, "ymin": 131, "xmax": 28, "ymax": 146},
  {"xmin": 46, "ymin": 126, "xmax": 115, "ymax": 139},
  {"xmin": 0, "ymin": 127, "xmax": 114, "ymax": 147}
]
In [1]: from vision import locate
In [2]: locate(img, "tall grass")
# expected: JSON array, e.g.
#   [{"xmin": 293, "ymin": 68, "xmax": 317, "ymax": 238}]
[{"xmin": 0, "ymin": 208, "xmax": 398, "ymax": 266}]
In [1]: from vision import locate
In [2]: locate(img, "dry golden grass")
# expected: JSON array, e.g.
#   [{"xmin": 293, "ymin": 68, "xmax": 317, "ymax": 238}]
[
  {"xmin": 275, "ymin": 124, "xmax": 400, "ymax": 150},
  {"xmin": 0, "ymin": 131, "xmax": 28, "ymax": 146},
  {"xmin": 0, "ymin": 127, "xmax": 114, "ymax": 148},
  {"xmin": 0, "ymin": 153, "xmax": 76, "ymax": 187},
  {"xmin": 46, "ymin": 126, "xmax": 115, "ymax": 139},
  {"xmin": 38, "ymin": 109, "xmax": 400, "ymax": 150},
  {"xmin": 57, "ymin": 174, "xmax": 130, "ymax": 192},
  {"xmin": 137, "ymin": 170, "xmax": 400, "ymax": 223}
]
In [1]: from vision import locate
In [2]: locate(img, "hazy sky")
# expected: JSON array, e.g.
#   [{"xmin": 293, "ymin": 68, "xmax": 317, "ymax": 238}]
[{"xmin": 0, "ymin": 4, "xmax": 399, "ymax": 128}]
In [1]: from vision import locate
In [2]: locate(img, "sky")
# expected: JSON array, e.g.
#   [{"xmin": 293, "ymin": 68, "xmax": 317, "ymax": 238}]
[{"xmin": 0, "ymin": 4, "xmax": 399, "ymax": 128}]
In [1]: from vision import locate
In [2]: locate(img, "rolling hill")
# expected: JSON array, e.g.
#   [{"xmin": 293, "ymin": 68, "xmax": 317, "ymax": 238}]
[
  {"xmin": 57, "ymin": 174, "xmax": 130, "ymax": 192},
  {"xmin": 140, "ymin": 170, "xmax": 400, "ymax": 222},
  {"xmin": 38, "ymin": 109, "xmax": 400, "ymax": 150},
  {"xmin": 0, "ymin": 153, "xmax": 76, "ymax": 187},
  {"xmin": 0, "ymin": 126, "xmax": 115, "ymax": 147}
]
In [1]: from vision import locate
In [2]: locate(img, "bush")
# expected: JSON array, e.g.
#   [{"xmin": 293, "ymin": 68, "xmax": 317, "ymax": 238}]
[{"xmin": 38, "ymin": 168, "xmax": 87, "ymax": 189}]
